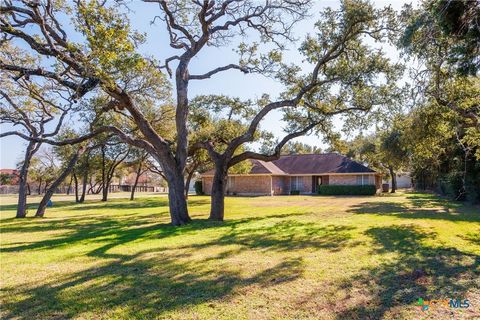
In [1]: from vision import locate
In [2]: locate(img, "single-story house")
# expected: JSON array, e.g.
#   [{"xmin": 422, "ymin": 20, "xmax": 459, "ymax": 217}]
[{"xmin": 201, "ymin": 153, "xmax": 382, "ymax": 196}]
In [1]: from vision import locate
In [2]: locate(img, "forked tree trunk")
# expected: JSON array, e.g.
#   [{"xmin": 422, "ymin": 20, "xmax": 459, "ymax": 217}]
[
  {"xmin": 16, "ymin": 141, "xmax": 39, "ymax": 218},
  {"xmin": 130, "ymin": 162, "xmax": 142, "ymax": 201},
  {"xmin": 209, "ymin": 162, "xmax": 228, "ymax": 221},
  {"xmin": 102, "ymin": 148, "xmax": 130, "ymax": 202},
  {"xmin": 389, "ymin": 166, "xmax": 397, "ymax": 193},
  {"xmin": 36, "ymin": 150, "xmax": 81, "ymax": 217}
]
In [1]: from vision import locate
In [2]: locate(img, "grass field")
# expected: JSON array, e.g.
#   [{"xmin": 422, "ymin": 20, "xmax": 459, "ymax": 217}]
[{"xmin": 0, "ymin": 192, "xmax": 479, "ymax": 319}]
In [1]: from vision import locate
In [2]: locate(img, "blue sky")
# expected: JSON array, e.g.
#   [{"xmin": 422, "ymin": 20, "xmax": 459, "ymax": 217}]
[{"xmin": 0, "ymin": 0, "xmax": 416, "ymax": 169}]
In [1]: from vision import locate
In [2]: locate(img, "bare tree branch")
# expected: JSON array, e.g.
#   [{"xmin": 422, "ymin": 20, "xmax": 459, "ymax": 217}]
[
  {"xmin": 189, "ymin": 64, "xmax": 249, "ymax": 80},
  {"xmin": 229, "ymin": 120, "xmax": 321, "ymax": 166}
]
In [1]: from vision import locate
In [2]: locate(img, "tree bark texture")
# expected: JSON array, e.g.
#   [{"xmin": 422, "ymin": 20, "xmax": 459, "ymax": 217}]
[
  {"xmin": 209, "ymin": 161, "xmax": 228, "ymax": 221},
  {"xmin": 16, "ymin": 141, "xmax": 40, "ymax": 218}
]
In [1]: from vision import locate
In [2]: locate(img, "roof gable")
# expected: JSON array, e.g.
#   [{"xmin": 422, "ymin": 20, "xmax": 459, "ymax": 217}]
[{"xmin": 251, "ymin": 159, "xmax": 285, "ymax": 174}]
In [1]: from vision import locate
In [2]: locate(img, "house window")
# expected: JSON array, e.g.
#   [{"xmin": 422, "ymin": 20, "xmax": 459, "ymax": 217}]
[
  {"xmin": 356, "ymin": 175, "xmax": 373, "ymax": 185},
  {"xmin": 290, "ymin": 176, "xmax": 302, "ymax": 190},
  {"xmin": 356, "ymin": 175, "xmax": 363, "ymax": 185}
]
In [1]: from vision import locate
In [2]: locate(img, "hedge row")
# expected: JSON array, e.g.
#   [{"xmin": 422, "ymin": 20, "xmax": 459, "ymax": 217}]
[{"xmin": 317, "ymin": 185, "xmax": 376, "ymax": 195}]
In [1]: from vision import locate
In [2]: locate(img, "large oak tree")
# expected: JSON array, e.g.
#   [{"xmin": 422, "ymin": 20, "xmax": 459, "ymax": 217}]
[
  {"xmin": 1, "ymin": 0, "xmax": 312, "ymax": 225},
  {"xmin": 191, "ymin": 0, "xmax": 401, "ymax": 220}
]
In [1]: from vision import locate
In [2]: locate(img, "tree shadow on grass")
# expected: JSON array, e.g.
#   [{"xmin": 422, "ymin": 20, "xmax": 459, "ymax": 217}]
[
  {"xmin": 348, "ymin": 193, "xmax": 480, "ymax": 222},
  {"xmin": 460, "ymin": 233, "xmax": 480, "ymax": 246},
  {"xmin": 405, "ymin": 192, "xmax": 467, "ymax": 210},
  {"xmin": 69, "ymin": 197, "xmax": 210, "ymax": 211},
  {"xmin": 0, "ymin": 197, "xmax": 210, "ymax": 214},
  {"xmin": 0, "ymin": 198, "xmax": 92, "ymax": 213},
  {"xmin": 0, "ymin": 248, "xmax": 305, "ymax": 319},
  {"xmin": 0, "ymin": 196, "xmax": 214, "ymax": 235},
  {"xmin": 333, "ymin": 225, "xmax": 480, "ymax": 320},
  {"xmin": 185, "ymin": 221, "xmax": 359, "ymax": 253},
  {"xmin": 1, "ymin": 209, "xmax": 358, "ymax": 254},
  {"xmin": 0, "ymin": 213, "xmax": 360, "ymax": 319}
]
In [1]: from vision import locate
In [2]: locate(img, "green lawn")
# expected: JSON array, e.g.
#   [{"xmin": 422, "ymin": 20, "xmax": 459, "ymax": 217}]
[{"xmin": 0, "ymin": 192, "xmax": 479, "ymax": 319}]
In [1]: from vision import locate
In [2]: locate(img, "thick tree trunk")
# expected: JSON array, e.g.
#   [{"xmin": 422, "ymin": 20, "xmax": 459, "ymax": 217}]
[
  {"xmin": 36, "ymin": 150, "xmax": 81, "ymax": 217},
  {"xmin": 16, "ymin": 141, "xmax": 39, "ymax": 218},
  {"xmin": 130, "ymin": 163, "xmax": 142, "ymax": 201},
  {"xmin": 209, "ymin": 162, "xmax": 228, "ymax": 221},
  {"xmin": 157, "ymin": 61, "xmax": 191, "ymax": 226},
  {"xmin": 164, "ymin": 166, "xmax": 190, "ymax": 226},
  {"xmin": 389, "ymin": 166, "xmax": 397, "ymax": 193}
]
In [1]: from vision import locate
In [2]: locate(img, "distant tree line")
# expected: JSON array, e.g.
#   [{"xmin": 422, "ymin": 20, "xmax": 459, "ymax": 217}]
[{"xmin": 330, "ymin": 0, "xmax": 479, "ymax": 202}]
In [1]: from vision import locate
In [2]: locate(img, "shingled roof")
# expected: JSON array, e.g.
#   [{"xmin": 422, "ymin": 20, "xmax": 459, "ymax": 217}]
[
  {"xmin": 202, "ymin": 153, "xmax": 376, "ymax": 176},
  {"xmin": 271, "ymin": 153, "xmax": 376, "ymax": 174}
]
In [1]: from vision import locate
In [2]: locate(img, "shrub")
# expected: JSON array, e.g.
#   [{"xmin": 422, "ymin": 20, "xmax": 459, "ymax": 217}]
[
  {"xmin": 438, "ymin": 172, "xmax": 465, "ymax": 200},
  {"xmin": 290, "ymin": 190, "xmax": 300, "ymax": 195},
  {"xmin": 194, "ymin": 180, "xmax": 203, "ymax": 195},
  {"xmin": 318, "ymin": 185, "xmax": 376, "ymax": 195},
  {"xmin": 438, "ymin": 171, "xmax": 480, "ymax": 203}
]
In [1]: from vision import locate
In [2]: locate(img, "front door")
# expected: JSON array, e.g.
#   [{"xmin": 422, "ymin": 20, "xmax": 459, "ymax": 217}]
[{"xmin": 312, "ymin": 176, "xmax": 323, "ymax": 193}]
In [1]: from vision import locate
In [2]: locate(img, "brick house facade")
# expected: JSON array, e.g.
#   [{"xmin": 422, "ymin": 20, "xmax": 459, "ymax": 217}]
[{"xmin": 201, "ymin": 153, "xmax": 382, "ymax": 196}]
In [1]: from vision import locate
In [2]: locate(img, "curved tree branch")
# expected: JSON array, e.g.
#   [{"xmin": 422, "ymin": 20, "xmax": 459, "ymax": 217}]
[
  {"xmin": 229, "ymin": 120, "xmax": 321, "ymax": 166},
  {"xmin": 189, "ymin": 63, "xmax": 249, "ymax": 80}
]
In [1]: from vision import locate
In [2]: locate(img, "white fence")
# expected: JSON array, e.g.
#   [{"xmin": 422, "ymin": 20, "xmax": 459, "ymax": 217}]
[{"xmin": 0, "ymin": 185, "xmax": 167, "ymax": 195}]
